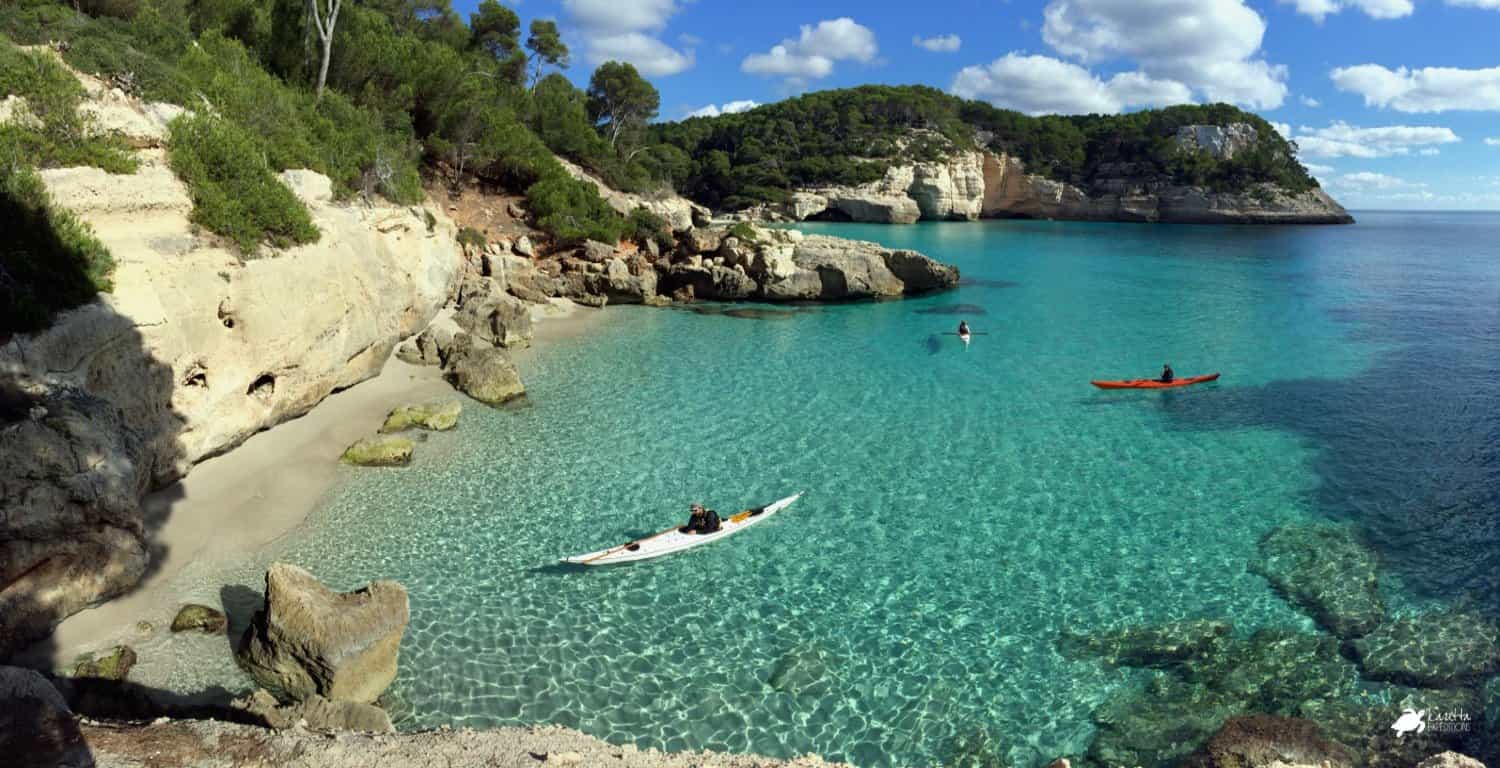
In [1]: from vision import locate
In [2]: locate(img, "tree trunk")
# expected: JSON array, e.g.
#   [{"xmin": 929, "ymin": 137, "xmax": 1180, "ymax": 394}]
[
  {"xmin": 308, "ymin": 0, "xmax": 341, "ymax": 103},
  {"xmin": 316, "ymin": 32, "xmax": 333, "ymax": 101}
]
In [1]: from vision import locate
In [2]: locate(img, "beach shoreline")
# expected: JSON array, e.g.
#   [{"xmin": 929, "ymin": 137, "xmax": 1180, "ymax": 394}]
[{"xmin": 35, "ymin": 301, "xmax": 609, "ymax": 666}]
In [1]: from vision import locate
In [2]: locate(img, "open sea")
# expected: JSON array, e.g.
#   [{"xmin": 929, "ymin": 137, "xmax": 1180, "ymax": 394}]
[{"xmin": 162, "ymin": 213, "xmax": 1500, "ymax": 766}]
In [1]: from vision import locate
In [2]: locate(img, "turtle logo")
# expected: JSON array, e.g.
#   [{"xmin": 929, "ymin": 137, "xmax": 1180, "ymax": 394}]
[{"xmin": 1391, "ymin": 708, "xmax": 1426, "ymax": 738}]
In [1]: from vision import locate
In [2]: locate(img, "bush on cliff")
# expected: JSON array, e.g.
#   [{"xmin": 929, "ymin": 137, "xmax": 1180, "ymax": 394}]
[
  {"xmin": 0, "ymin": 154, "xmax": 114, "ymax": 334},
  {"xmin": 168, "ymin": 114, "xmax": 319, "ymax": 253},
  {"xmin": 0, "ymin": 39, "xmax": 137, "ymax": 173}
]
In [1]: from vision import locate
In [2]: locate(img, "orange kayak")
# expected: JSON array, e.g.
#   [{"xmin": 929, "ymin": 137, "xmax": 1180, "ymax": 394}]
[{"xmin": 1091, "ymin": 373, "xmax": 1221, "ymax": 390}]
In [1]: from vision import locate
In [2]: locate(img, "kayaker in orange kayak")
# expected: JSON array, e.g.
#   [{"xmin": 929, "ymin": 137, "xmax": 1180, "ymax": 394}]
[{"xmin": 1160, "ymin": 363, "xmax": 1174, "ymax": 383}]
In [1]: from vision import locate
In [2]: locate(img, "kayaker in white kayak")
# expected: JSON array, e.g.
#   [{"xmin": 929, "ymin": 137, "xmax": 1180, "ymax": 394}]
[
  {"xmin": 958, "ymin": 320, "xmax": 971, "ymax": 337},
  {"xmin": 1159, "ymin": 363, "xmax": 1175, "ymax": 383},
  {"xmin": 683, "ymin": 503, "xmax": 721, "ymax": 534}
]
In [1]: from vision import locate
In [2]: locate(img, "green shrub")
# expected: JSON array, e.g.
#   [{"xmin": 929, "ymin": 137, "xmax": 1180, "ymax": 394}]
[
  {"xmin": 728, "ymin": 221, "xmax": 759, "ymax": 243},
  {"xmin": 0, "ymin": 151, "xmax": 114, "ymax": 334},
  {"xmin": 525, "ymin": 172, "xmax": 623, "ymax": 244},
  {"xmin": 167, "ymin": 114, "xmax": 318, "ymax": 253},
  {"xmin": 625, "ymin": 206, "xmax": 671, "ymax": 251},
  {"xmin": 456, "ymin": 226, "xmax": 486, "ymax": 248},
  {"xmin": 0, "ymin": 39, "xmax": 137, "ymax": 173}
]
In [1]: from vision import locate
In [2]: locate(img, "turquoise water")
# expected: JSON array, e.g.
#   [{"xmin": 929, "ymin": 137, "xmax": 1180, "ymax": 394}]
[{"xmin": 249, "ymin": 213, "xmax": 1500, "ymax": 766}]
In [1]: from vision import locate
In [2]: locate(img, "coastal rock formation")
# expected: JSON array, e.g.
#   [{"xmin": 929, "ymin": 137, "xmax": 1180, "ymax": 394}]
[
  {"xmin": 556, "ymin": 157, "xmax": 708, "ymax": 232},
  {"xmin": 72, "ymin": 644, "xmax": 137, "ymax": 680},
  {"xmin": 1183, "ymin": 714, "xmax": 1355, "ymax": 768},
  {"xmin": 793, "ymin": 150, "xmax": 987, "ymax": 223},
  {"xmin": 1351, "ymin": 611, "xmax": 1500, "ymax": 687},
  {"xmin": 443, "ymin": 344, "xmax": 525, "ymax": 406},
  {"xmin": 454, "ymin": 277, "xmax": 534, "ymax": 348},
  {"xmin": 1089, "ymin": 674, "xmax": 1247, "ymax": 767},
  {"xmin": 340, "ymin": 435, "xmax": 415, "ymax": 467},
  {"xmin": 1251, "ymin": 522, "xmax": 1385, "ymax": 639},
  {"xmin": 1174, "ymin": 123, "xmax": 1260, "ymax": 161},
  {"xmin": 1057, "ymin": 619, "xmax": 1232, "ymax": 668},
  {"xmin": 236, "ymin": 563, "xmax": 410, "ymax": 704},
  {"xmin": 170, "ymin": 603, "xmax": 228, "ymax": 634},
  {"xmin": 1300, "ymin": 684, "xmax": 1481, "ymax": 768},
  {"xmin": 0, "ymin": 665, "xmax": 90, "ymax": 768},
  {"xmin": 0, "ymin": 384, "xmax": 149, "ymax": 658},
  {"xmin": 236, "ymin": 688, "xmax": 394, "ymax": 733},
  {"xmin": 1419, "ymin": 753, "xmax": 1488, "ymax": 768},
  {"xmin": 380, "ymin": 400, "xmax": 461, "ymax": 432}
]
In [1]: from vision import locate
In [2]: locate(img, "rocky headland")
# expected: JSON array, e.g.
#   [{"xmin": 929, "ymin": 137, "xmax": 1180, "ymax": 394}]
[{"xmin": 739, "ymin": 126, "xmax": 1352, "ymax": 227}]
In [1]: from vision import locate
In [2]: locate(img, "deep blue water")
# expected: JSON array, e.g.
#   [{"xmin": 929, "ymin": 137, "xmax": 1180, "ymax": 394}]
[{"xmin": 172, "ymin": 213, "xmax": 1500, "ymax": 766}]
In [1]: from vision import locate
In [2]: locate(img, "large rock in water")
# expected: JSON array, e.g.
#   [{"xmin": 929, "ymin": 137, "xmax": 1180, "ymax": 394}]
[
  {"xmin": 1251, "ymin": 522, "xmax": 1385, "ymax": 639},
  {"xmin": 340, "ymin": 435, "xmax": 414, "ymax": 467},
  {"xmin": 1183, "ymin": 714, "xmax": 1355, "ymax": 768},
  {"xmin": 1351, "ymin": 611, "xmax": 1500, "ymax": 687},
  {"xmin": 236, "ymin": 563, "xmax": 409, "ymax": 704},
  {"xmin": 380, "ymin": 400, "xmax": 461, "ymax": 432},
  {"xmin": 1057, "ymin": 619, "xmax": 1232, "ymax": 668},
  {"xmin": 453, "ymin": 281, "xmax": 534, "ymax": 349},
  {"xmin": 443, "ymin": 344, "xmax": 525, "ymax": 406}
]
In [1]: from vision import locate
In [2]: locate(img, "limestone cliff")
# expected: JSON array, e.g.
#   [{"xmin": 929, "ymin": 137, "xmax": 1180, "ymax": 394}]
[
  {"xmin": 0, "ymin": 75, "xmax": 462, "ymax": 656},
  {"xmin": 758, "ymin": 124, "xmax": 1352, "ymax": 226}
]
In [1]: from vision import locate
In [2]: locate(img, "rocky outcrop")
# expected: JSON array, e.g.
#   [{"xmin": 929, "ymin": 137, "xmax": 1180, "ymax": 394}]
[
  {"xmin": 1351, "ymin": 611, "xmax": 1500, "ymax": 687},
  {"xmin": 1251, "ymin": 522, "xmax": 1386, "ymax": 640},
  {"xmin": 340, "ymin": 435, "xmax": 415, "ymax": 467},
  {"xmin": 1184, "ymin": 714, "xmax": 1355, "ymax": 768},
  {"xmin": 1418, "ymin": 753, "xmax": 1488, "ymax": 768},
  {"xmin": 170, "ymin": 603, "xmax": 228, "ymax": 634},
  {"xmin": 236, "ymin": 688, "xmax": 394, "ymax": 733},
  {"xmin": 1175, "ymin": 123, "xmax": 1260, "ymax": 161},
  {"xmin": 72, "ymin": 644, "xmax": 137, "ymax": 680},
  {"xmin": 236, "ymin": 563, "xmax": 409, "ymax": 704},
  {"xmin": 556, "ymin": 157, "xmax": 708, "ymax": 232},
  {"xmin": 443, "ymin": 344, "xmax": 525, "ymax": 406},
  {"xmin": 380, "ymin": 400, "xmax": 461, "ymax": 432},
  {"xmin": 0, "ymin": 665, "xmax": 90, "ymax": 768}
]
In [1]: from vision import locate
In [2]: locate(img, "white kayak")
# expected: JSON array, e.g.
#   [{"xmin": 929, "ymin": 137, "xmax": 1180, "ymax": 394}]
[
  {"xmin": 959, "ymin": 332, "xmax": 971, "ymax": 345},
  {"xmin": 560, "ymin": 492, "xmax": 804, "ymax": 566}
]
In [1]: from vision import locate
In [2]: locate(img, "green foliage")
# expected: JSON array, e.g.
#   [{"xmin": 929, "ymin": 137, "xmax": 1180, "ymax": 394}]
[
  {"xmin": 586, "ymin": 61, "xmax": 658, "ymax": 149},
  {"xmin": 524, "ymin": 18, "xmax": 567, "ymax": 87},
  {"xmin": 729, "ymin": 221, "xmax": 759, "ymax": 243},
  {"xmin": 0, "ymin": 150, "xmax": 114, "ymax": 334},
  {"xmin": 626, "ymin": 206, "xmax": 671, "ymax": 250},
  {"xmin": 655, "ymin": 85, "xmax": 1320, "ymax": 209},
  {"xmin": 525, "ymin": 173, "xmax": 623, "ymax": 244},
  {"xmin": 0, "ymin": 39, "xmax": 137, "ymax": 173},
  {"xmin": 456, "ymin": 226, "xmax": 486, "ymax": 248},
  {"xmin": 167, "ymin": 114, "xmax": 319, "ymax": 253}
]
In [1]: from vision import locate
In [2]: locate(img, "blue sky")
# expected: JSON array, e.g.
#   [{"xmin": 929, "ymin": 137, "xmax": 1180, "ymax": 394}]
[{"xmin": 452, "ymin": 0, "xmax": 1500, "ymax": 209}]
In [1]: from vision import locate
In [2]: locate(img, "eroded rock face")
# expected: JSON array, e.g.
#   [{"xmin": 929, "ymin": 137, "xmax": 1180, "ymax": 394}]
[
  {"xmin": 1352, "ymin": 612, "xmax": 1500, "ymax": 687},
  {"xmin": 443, "ymin": 345, "xmax": 525, "ymax": 406},
  {"xmin": 1251, "ymin": 522, "xmax": 1385, "ymax": 640},
  {"xmin": 237, "ymin": 563, "xmax": 409, "ymax": 704},
  {"xmin": 1174, "ymin": 123, "xmax": 1261, "ymax": 161},
  {"xmin": 236, "ymin": 688, "xmax": 394, "ymax": 733},
  {"xmin": 453, "ymin": 278, "xmax": 533, "ymax": 348},
  {"xmin": 555, "ymin": 157, "xmax": 706, "ymax": 232},
  {"xmin": 0, "ymin": 384, "xmax": 150, "ymax": 658}
]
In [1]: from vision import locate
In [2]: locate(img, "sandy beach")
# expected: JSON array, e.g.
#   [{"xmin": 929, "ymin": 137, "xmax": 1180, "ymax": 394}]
[{"xmin": 37, "ymin": 300, "xmax": 609, "ymax": 665}]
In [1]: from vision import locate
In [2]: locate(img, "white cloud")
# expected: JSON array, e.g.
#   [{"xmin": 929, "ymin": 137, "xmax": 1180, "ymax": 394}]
[
  {"xmin": 1487, "ymin": 137, "xmax": 1500, "ymax": 146},
  {"xmin": 1281, "ymin": 0, "xmax": 1413, "ymax": 20},
  {"xmin": 564, "ymin": 0, "xmax": 695, "ymax": 76},
  {"xmin": 684, "ymin": 100, "xmax": 760, "ymax": 118},
  {"xmin": 1303, "ymin": 162, "xmax": 1335, "ymax": 175},
  {"xmin": 678, "ymin": 33, "xmax": 703, "ymax": 47},
  {"xmin": 913, "ymin": 34, "xmax": 961, "ymax": 53},
  {"xmin": 951, "ymin": 53, "xmax": 1192, "ymax": 115},
  {"xmin": 1447, "ymin": 0, "xmax": 1500, "ymax": 7},
  {"xmin": 1271, "ymin": 121, "xmax": 1292, "ymax": 139},
  {"xmin": 1292, "ymin": 121, "xmax": 1462, "ymax": 158},
  {"xmin": 1330, "ymin": 64, "xmax": 1500, "ymax": 112},
  {"xmin": 1040, "ymin": 0, "xmax": 1288, "ymax": 109},
  {"xmin": 1418, "ymin": 147, "xmax": 1441, "ymax": 155},
  {"xmin": 743, "ymin": 18, "xmax": 878, "ymax": 85},
  {"xmin": 1329, "ymin": 171, "xmax": 1424, "ymax": 191},
  {"xmin": 1301, "ymin": 95, "xmax": 1321, "ymax": 107}
]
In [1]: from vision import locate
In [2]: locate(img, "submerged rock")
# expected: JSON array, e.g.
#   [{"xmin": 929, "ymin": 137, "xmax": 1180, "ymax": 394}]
[
  {"xmin": 1187, "ymin": 629, "xmax": 1358, "ymax": 714},
  {"xmin": 236, "ymin": 563, "xmax": 409, "ymax": 704},
  {"xmin": 170, "ymin": 603, "xmax": 228, "ymax": 634},
  {"xmin": 380, "ymin": 401, "xmax": 461, "ymax": 433},
  {"xmin": 1089, "ymin": 673, "xmax": 1247, "ymax": 768},
  {"xmin": 340, "ymin": 435, "xmax": 415, "ymax": 467},
  {"xmin": 72, "ymin": 645, "xmax": 137, "ymax": 680},
  {"xmin": 942, "ymin": 725, "xmax": 1011, "ymax": 768},
  {"xmin": 1417, "ymin": 752, "xmax": 1487, "ymax": 768},
  {"xmin": 1058, "ymin": 618, "xmax": 1232, "ymax": 669},
  {"xmin": 1251, "ymin": 522, "xmax": 1385, "ymax": 639},
  {"xmin": 767, "ymin": 644, "xmax": 837, "ymax": 698},
  {"xmin": 1300, "ymin": 684, "xmax": 1480, "ymax": 768},
  {"xmin": 1183, "ymin": 714, "xmax": 1355, "ymax": 768},
  {"xmin": 1352, "ymin": 612, "xmax": 1500, "ymax": 687},
  {"xmin": 443, "ymin": 345, "xmax": 525, "ymax": 406}
]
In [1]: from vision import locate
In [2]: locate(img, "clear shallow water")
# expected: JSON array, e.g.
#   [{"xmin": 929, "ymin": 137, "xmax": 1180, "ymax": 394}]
[{"xmin": 181, "ymin": 214, "xmax": 1500, "ymax": 766}]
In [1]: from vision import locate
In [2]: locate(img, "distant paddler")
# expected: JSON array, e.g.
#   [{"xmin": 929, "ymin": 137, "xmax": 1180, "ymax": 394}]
[{"xmin": 958, "ymin": 320, "xmax": 972, "ymax": 345}]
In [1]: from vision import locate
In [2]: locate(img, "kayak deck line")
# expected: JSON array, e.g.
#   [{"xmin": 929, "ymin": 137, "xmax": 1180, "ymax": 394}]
[
  {"xmin": 560, "ymin": 491, "xmax": 805, "ymax": 566},
  {"xmin": 1090, "ymin": 372, "xmax": 1221, "ymax": 390}
]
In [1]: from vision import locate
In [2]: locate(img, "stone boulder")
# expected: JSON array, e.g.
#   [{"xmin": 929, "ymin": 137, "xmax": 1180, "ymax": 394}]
[
  {"xmin": 0, "ymin": 666, "xmax": 90, "ymax": 768},
  {"xmin": 1174, "ymin": 123, "xmax": 1260, "ymax": 161},
  {"xmin": 0, "ymin": 384, "xmax": 149, "ymax": 658},
  {"xmin": 577, "ymin": 240, "xmax": 616, "ymax": 263},
  {"xmin": 443, "ymin": 345, "xmax": 525, "ymax": 406},
  {"xmin": 235, "ymin": 688, "xmax": 394, "ymax": 733},
  {"xmin": 1183, "ymin": 714, "xmax": 1355, "ymax": 768},
  {"xmin": 1058, "ymin": 619, "xmax": 1232, "ymax": 668},
  {"xmin": 395, "ymin": 311, "xmax": 465, "ymax": 367},
  {"xmin": 380, "ymin": 401, "xmax": 461, "ymax": 433},
  {"xmin": 512, "ymin": 235, "xmax": 534, "ymax": 257},
  {"xmin": 1251, "ymin": 522, "xmax": 1385, "ymax": 639},
  {"xmin": 1352, "ymin": 612, "xmax": 1500, "ymax": 687},
  {"xmin": 661, "ymin": 264, "xmax": 758, "ymax": 301},
  {"xmin": 1300, "ymin": 684, "xmax": 1480, "ymax": 768},
  {"xmin": 73, "ymin": 645, "xmax": 137, "ymax": 680},
  {"xmin": 1088, "ymin": 674, "xmax": 1247, "ymax": 768},
  {"xmin": 1417, "ymin": 753, "xmax": 1487, "ymax": 768},
  {"xmin": 883, "ymin": 248, "xmax": 962, "ymax": 294},
  {"xmin": 170, "ymin": 603, "xmax": 228, "ymax": 634},
  {"xmin": 340, "ymin": 435, "xmax": 414, "ymax": 467},
  {"xmin": 682, "ymin": 227, "xmax": 724, "ymax": 255},
  {"xmin": 236, "ymin": 563, "xmax": 409, "ymax": 704},
  {"xmin": 788, "ymin": 236, "xmax": 906, "ymax": 299},
  {"xmin": 1186, "ymin": 629, "xmax": 1357, "ymax": 711},
  {"xmin": 454, "ymin": 279, "xmax": 534, "ymax": 349}
]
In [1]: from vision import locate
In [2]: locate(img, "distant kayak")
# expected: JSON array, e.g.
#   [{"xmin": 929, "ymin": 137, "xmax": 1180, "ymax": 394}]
[
  {"xmin": 1091, "ymin": 373, "xmax": 1221, "ymax": 390},
  {"xmin": 959, "ymin": 331, "xmax": 971, "ymax": 345},
  {"xmin": 561, "ymin": 492, "xmax": 803, "ymax": 566}
]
